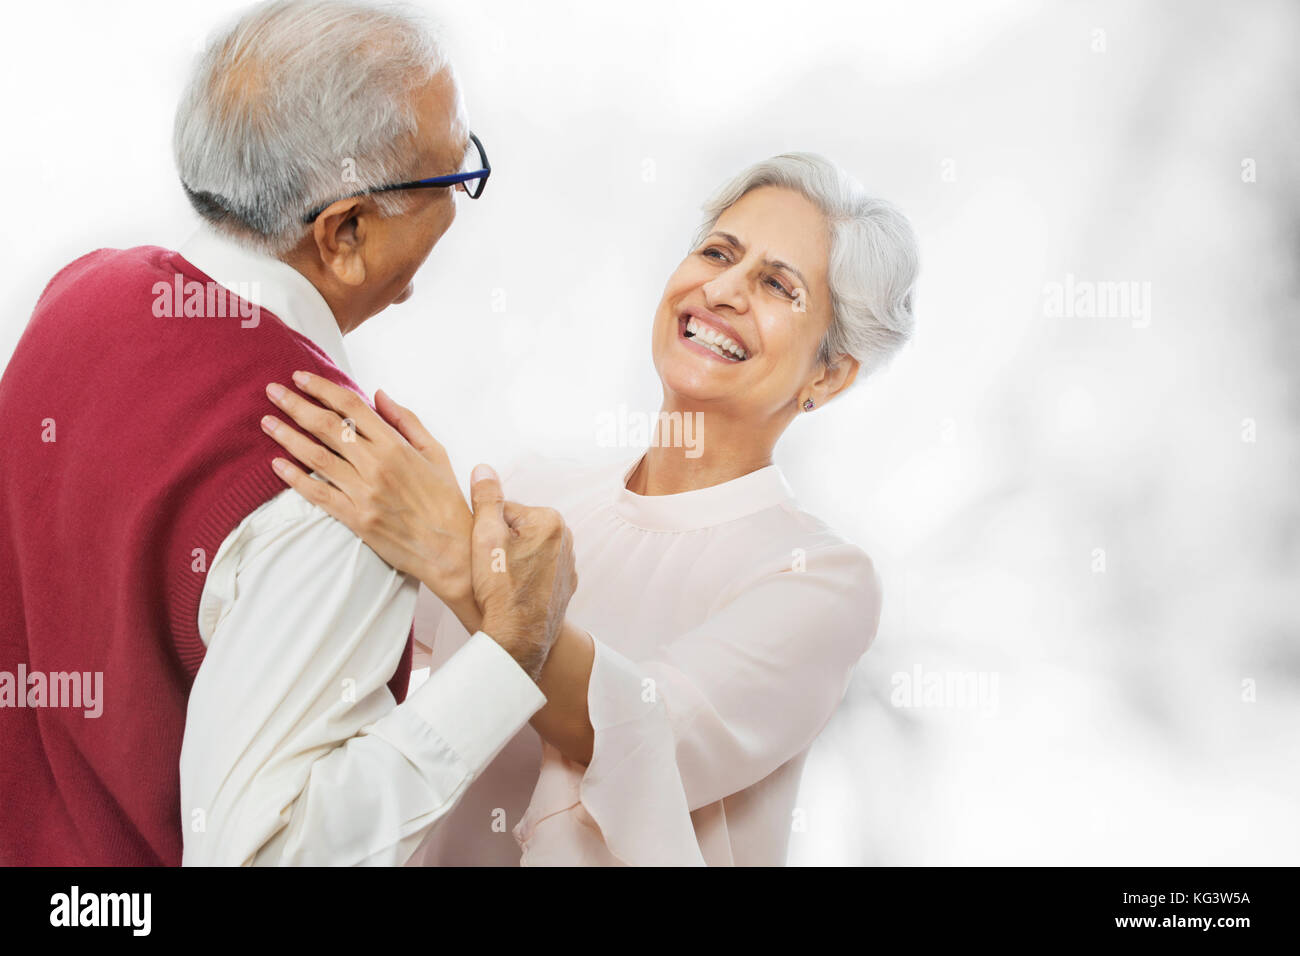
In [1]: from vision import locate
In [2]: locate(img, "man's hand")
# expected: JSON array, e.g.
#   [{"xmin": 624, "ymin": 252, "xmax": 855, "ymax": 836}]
[{"xmin": 469, "ymin": 464, "xmax": 577, "ymax": 681}]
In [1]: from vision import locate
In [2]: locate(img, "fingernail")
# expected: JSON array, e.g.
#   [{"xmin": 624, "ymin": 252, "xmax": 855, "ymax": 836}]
[
  {"xmin": 292, "ymin": 370, "xmax": 310, "ymax": 386},
  {"xmin": 471, "ymin": 464, "xmax": 497, "ymax": 484},
  {"xmin": 266, "ymin": 382, "xmax": 287, "ymax": 402},
  {"xmin": 271, "ymin": 457, "xmax": 290, "ymax": 476},
  {"xmin": 261, "ymin": 415, "xmax": 278, "ymax": 434}
]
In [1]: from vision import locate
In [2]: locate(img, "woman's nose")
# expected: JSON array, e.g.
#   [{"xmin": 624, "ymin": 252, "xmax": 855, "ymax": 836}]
[{"xmin": 702, "ymin": 266, "xmax": 748, "ymax": 313}]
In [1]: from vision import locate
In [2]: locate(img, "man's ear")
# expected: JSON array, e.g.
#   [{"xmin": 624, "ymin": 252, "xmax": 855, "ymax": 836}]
[
  {"xmin": 310, "ymin": 198, "xmax": 369, "ymax": 288},
  {"xmin": 802, "ymin": 352, "xmax": 861, "ymax": 410}
]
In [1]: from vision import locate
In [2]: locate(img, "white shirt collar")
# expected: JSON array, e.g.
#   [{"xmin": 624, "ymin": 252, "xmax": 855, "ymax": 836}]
[{"xmin": 176, "ymin": 227, "xmax": 354, "ymax": 379}]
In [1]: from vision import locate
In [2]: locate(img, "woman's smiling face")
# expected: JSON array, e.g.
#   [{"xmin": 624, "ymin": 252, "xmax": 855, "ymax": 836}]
[{"xmin": 652, "ymin": 185, "xmax": 836, "ymax": 420}]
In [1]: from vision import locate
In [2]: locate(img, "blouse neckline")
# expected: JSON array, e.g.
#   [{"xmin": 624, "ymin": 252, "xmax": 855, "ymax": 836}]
[{"xmin": 610, "ymin": 452, "xmax": 795, "ymax": 532}]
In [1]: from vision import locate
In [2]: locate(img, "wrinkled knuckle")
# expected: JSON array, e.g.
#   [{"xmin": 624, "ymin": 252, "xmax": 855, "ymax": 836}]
[
  {"xmin": 472, "ymin": 515, "xmax": 502, "ymax": 542},
  {"xmin": 307, "ymin": 445, "xmax": 332, "ymax": 473},
  {"xmin": 313, "ymin": 409, "xmax": 337, "ymax": 437}
]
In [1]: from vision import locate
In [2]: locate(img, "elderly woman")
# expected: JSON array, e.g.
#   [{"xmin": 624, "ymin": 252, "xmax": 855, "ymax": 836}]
[{"xmin": 261, "ymin": 152, "xmax": 919, "ymax": 865}]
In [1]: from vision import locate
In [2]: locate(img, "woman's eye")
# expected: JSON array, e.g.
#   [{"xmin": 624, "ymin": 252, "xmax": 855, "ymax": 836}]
[
  {"xmin": 701, "ymin": 247, "xmax": 727, "ymax": 261},
  {"xmin": 766, "ymin": 276, "xmax": 794, "ymax": 297}
]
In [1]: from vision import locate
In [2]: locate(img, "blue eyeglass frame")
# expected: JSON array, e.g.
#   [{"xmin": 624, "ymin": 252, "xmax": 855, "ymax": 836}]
[{"xmin": 301, "ymin": 131, "xmax": 491, "ymax": 223}]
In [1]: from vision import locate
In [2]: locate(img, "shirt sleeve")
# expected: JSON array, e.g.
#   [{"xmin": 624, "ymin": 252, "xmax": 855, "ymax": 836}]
[
  {"xmin": 181, "ymin": 487, "xmax": 546, "ymax": 866},
  {"xmin": 518, "ymin": 541, "xmax": 881, "ymax": 866}
]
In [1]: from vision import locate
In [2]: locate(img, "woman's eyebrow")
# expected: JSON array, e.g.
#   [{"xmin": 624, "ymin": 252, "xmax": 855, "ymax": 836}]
[
  {"xmin": 770, "ymin": 258, "xmax": 808, "ymax": 289},
  {"xmin": 706, "ymin": 231, "xmax": 809, "ymax": 288}
]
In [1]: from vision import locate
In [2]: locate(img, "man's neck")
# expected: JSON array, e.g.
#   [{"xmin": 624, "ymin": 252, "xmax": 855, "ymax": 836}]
[{"xmin": 278, "ymin": 246, "xmax": 356, "ymax": 336}]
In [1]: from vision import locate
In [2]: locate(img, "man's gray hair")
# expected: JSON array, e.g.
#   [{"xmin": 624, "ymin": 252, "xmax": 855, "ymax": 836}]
[
  {"xmin": 693, "ymin": 153, "xmax": 919, "ymax": 379},
  {"xmin": 174, "ymin": 0, "xmax": 447, "ymax": 255}
]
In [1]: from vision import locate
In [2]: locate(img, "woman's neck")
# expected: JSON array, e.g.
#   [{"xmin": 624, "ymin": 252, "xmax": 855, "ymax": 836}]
[{"xmin": 625, "ymin": 405, "xmax": 780, "ymax": 496}]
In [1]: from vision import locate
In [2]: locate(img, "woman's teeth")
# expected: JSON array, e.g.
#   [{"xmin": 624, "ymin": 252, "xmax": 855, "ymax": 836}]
[{"xmin": 684, "ymin": 317, "xmax": 748, "ymax": 361}]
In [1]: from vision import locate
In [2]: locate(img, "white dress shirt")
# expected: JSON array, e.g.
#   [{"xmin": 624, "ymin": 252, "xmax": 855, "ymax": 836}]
[
  {"xmin": 175, "ymin": 227, "xmax": 546, "ymax": 866},
  {"xmin": 407, "ymin": 452, "xmax": 881, "ymax": 866}
]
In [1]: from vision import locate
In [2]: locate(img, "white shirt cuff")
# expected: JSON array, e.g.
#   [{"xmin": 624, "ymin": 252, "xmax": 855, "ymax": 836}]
[{"xmin": 403, "ymin": 630, "xmax": 547, "ymax": 772}]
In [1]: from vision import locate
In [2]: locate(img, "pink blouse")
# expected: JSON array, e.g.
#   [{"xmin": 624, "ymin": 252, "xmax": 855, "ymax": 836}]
[{"xmin": 405, "ymin": 452, "xmax": 881, "ymax": 866}]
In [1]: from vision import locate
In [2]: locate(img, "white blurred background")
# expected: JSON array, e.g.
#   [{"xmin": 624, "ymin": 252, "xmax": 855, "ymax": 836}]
[{"xmin": 2, "ymin": 0, "xmax": 1297, "ymax": 864}]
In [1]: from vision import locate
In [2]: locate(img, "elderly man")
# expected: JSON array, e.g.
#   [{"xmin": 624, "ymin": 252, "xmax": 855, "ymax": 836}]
[{"xmin": 0, "ymin": 0, "xmax": 572, "ymax": 865}]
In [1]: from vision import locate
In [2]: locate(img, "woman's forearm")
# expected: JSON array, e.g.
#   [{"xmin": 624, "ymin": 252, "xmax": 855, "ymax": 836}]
[
  {"xmin": 440, "ymin": 591, "xmax": 483, "ymax": 638},
  {"xmin": 429, "ymin": 546, "xmax": 592, "ymax": 759},
  {"xmin": 529, "ymin": 619, "xmax": 596, "ymax": 765}
]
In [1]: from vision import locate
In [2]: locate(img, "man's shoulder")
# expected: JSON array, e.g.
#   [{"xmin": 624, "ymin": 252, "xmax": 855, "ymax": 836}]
[
  {"xmin": 35, "ymin": 245, "xmax": 175, "ymax": 307},
  {"xmin": 23, "ymin": 242, "xmax": 352, "ymax": 389}
]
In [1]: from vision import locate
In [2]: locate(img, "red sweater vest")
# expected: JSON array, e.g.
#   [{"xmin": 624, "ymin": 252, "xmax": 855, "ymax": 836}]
[{"xmin": 0, "ymin": 246, "xmax": 413, "ymax": 865}]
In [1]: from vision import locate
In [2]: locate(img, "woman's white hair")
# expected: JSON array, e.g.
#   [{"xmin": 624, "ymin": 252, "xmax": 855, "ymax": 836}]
[
  {"xmin": 693, "ymin": 153, "xmax": 919, "ymax": 379},
  {"xmin": 174, "ymin": 0, "xmax": 447, "ymax": 255}
]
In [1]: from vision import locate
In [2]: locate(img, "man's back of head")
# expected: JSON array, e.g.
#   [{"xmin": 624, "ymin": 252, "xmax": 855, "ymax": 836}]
[{"xmin": 176, "ymin": 0, "xmax": 471, "ymax": 333}]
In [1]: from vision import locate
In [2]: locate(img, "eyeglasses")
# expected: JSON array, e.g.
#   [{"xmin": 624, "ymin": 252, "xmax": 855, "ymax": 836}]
[{"xmin": 301, "ymin": 131, "xmax": 491, "ymax": 223}]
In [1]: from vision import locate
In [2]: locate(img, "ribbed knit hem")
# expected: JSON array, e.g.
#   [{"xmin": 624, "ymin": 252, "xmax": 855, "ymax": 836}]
[{"xmin": 165, "ymin": 463, "xmax": 292, "ymax": 679}]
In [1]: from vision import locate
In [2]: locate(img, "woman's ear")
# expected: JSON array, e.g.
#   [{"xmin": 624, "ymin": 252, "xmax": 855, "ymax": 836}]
[{"xmin": 801, "ymin": 353, "xmax": 860, "ymax": 411}]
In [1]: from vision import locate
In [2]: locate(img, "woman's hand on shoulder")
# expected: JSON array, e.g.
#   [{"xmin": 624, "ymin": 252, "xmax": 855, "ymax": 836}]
[{"xmin": 260, "ymin": 371, "xmax": 476, "ymax": 626}]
